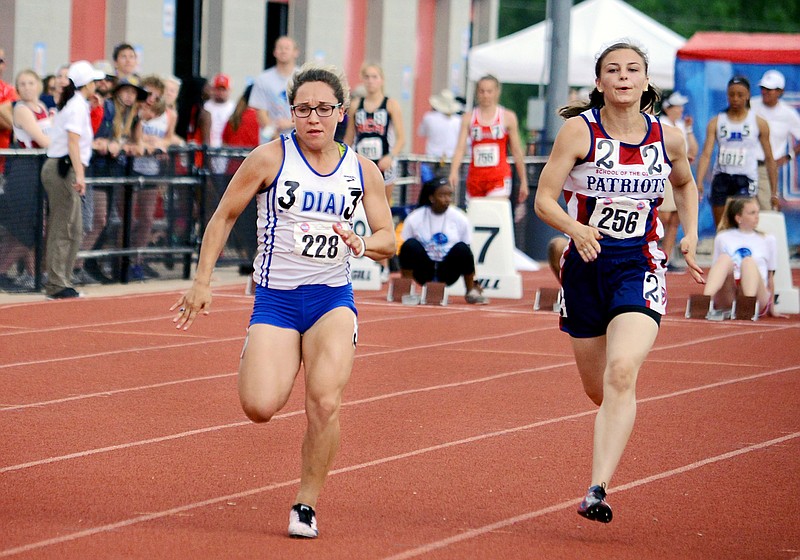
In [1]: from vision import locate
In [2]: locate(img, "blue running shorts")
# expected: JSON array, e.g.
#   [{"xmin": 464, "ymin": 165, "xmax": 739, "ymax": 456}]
[
  {"xmin": 559, "ymin": 246, "xmax": 665, "ymax": 338},
  {"xmin": 250, "ymin": 283, "xmax": 357, "ymax": 335}
]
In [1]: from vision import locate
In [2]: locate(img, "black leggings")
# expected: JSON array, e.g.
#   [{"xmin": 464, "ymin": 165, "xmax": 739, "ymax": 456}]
[{"xmin": 398, "ymin": 239, "xmax": 475, "ymax": 286}]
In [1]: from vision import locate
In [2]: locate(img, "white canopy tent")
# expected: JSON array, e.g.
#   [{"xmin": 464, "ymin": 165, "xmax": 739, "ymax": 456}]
[{"xmin": 467, "ymin": 0, "xmax": 686, "ymax": 89}]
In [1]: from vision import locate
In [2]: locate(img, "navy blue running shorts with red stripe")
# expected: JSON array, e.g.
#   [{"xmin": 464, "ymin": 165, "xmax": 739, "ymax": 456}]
[{"xmin": 559, "ymin": 245, "xmax": 665, "ymax": 338}]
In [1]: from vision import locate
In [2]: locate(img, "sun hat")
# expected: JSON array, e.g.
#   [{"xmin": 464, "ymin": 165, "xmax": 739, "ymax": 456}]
[
  {"xmin": 759, "ymin": 69, "xmax": 785, "ymax": 90},
  {"xmin": 112, "ymin": 77, "xmax": 149, "ymax": 101},
  {"xmin": 429, "ymin": 89, "xmax": 461, "ymax": 115},
  {"xmin": 662, "ymin": 91, "xmax": 689, "ymax": 109},
  {"xmin": 67, "ymin": 60, "xmax": 106, "ymax": 88}
]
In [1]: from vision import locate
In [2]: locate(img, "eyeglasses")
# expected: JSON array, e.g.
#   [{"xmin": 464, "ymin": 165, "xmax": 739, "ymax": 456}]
[{"xmin": 291, "ymin": 103, "xmax": 341, "ymax": 118}]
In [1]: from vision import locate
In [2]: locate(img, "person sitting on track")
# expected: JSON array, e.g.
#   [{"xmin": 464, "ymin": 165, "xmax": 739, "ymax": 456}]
[
  {"xmin": 171, "ymin": 63, "xmax": 395, "ymax": 539},
  {"xmin": 534, "ymin": 41, "xmax": 705, "ymax": 524},
  {"xmin": 700, "ymin": 196, "xmax": 781, "ymax": 319},
  {"xmin": 398, "ymin": 176, "xmax": 489, "ymax": 305}
]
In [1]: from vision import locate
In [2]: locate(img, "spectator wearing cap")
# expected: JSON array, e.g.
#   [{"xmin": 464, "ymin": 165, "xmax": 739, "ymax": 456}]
[
  {"xmin": 398, "ymin": 177, "xmax": 489, "ymax": 305},
  {"xmin": 89, "ymin": 61, "xmax": 117, "ymax": 134},
  {"xmin": 418, "ymin": 89, "xmax": 462, "ymax": 159},
  {"xmin": 203, "ymin": 73, "xmax": 235, "ymax": 148},
  {"xmin": 659, "ymin": 91, "xmax": 699, "ymax": 266},
  {"xmin": 94, "ymin": 76, "xmax": 147, "ymax": 159},
  {"xmin": 751, "ymin": 69, "xmax": 800, "ymax": 211},
  {"xmin": 77, "ymin": 76, "xmax": 148, "ymax": 284},
  {"xmin": 41, "ymin": 60, "xmax": 105, "ymax": 299}
]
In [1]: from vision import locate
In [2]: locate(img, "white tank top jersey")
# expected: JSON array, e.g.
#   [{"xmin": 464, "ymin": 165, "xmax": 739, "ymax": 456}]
[
  {"xmin": 141, "ymin": 111, "xmax": 169, "ymax": 139},
  {"xmin": 253, "ymin": 133, "xmax": 365, "ymax": 289},
  {"xmin": 564, "ymin": 108, "xmax": 671, "ymax": 251},
  {"xmin": 13, "ymin": 105, "xmax": 52, "ymax": 148},
  {"xmin": 133, "ymin": 112, "xmax": 171, "ymax": 175},
  {"xmin": 713, "ymin": 110, "xmax": 760, "ymax": 182}
]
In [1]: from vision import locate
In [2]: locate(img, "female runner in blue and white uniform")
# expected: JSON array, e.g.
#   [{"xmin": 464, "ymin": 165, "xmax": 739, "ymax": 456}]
[
  {"xmin": 172, "ymin": 63, "xmax": 395, "ymax": 539},
  {"xmin": 535, "ymin": 42, "xmax": 705, "ymax": 524}
]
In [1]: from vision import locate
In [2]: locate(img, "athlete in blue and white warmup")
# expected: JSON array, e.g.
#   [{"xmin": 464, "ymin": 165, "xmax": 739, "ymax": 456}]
[
  {"xmin": 171, "ymin": 63, "xmax": 395, "ymax": 539},
  {"xmin": 534, "ymin": 42, "xmax": 705, "ymax": 523}
]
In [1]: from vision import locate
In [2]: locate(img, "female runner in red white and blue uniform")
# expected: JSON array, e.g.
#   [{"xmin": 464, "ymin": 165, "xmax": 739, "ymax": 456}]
[{"xmin": 535, "ymin": 42, "xmax": 705, "ymax": 524}]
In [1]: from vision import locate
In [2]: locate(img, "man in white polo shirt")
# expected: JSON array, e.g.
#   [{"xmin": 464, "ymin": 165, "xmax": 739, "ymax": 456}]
[{"xmin": 751, "ymin": 69, "xmax": 800, "ymax": 211}]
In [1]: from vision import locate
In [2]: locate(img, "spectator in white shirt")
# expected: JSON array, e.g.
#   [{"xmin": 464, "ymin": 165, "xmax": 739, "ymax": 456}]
[
  {"xmin": 249, "ymin": 36, "xmax": 300, "ymax": 142},
  {"xmin": 750, "ymin": 69, "xmax": 800, "ymax": 211},
  {"xmin": 41, "ymin": 61, "xmax": 105, "ymax": 299},
  {"xmin": 203, "ymin": 73, "xmax": 236, "ymax": 148},
  {"xmin": 418, "ymin": 89, "xmax": 462, "ymax": 159}
]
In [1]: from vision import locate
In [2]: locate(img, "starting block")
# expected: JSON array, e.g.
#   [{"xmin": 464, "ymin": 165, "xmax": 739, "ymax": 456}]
[
  {"xmin": 387, "ymin": 277, "xmax": 414, "ymax": 302},
  {"xmin": 533, "ymin": 287, "xmax": 561, "ymax": 312},
  {"xmin": 421, "ymin": 282, "xmax": 448, "ymax": 306},
  {"xmin": 686, "ymin": 293, "xmax": 760, "ymax": 321},
  {"xmin": 388, "ymin": 278, "xmax": 448, "ymax": 306},
  {"xmin": 733, "ymin": 294, "xmax": 759, "ymax": 321},
  {"xmin": 685, "ymin": 294, "xmax": 711, "ymax": 319}
]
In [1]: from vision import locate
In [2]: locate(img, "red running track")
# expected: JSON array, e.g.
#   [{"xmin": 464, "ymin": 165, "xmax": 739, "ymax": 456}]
[{"xmin": 1, "ymin": 269, "xmax": 799, "ymax": 559}]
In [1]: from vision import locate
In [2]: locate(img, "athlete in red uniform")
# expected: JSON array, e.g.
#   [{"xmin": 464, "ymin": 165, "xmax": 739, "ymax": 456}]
[{"xmin": 449, "ymin": 75, "xmax": 528, "ymax": 203}]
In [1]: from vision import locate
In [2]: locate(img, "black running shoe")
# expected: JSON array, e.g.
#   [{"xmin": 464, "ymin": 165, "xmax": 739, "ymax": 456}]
[
  {"xmin": 47, "ymin": 287, "xmax": 82, "ymax": 300},
  {"xmin": 577, "ymin": 484, "xmax": 613, "ymax": 523},
  {"xmin": 288, "ymin": 503, "xmax": 318, "ymax": 538}
]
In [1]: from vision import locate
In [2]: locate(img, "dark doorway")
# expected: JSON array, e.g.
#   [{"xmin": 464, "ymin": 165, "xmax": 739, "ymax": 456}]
[
  {"xmin": 174, "ymin": 0, "xmax": 202, "ymax": 79},
  {"xmin": 264, "ymin": 1, "xmax": 290, "ymax": 70}
]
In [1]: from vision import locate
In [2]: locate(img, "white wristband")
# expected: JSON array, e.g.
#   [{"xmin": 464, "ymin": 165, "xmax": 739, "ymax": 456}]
[{"xmin": 353, "ymin": 235, "xmax": 366, "ymax": 258}]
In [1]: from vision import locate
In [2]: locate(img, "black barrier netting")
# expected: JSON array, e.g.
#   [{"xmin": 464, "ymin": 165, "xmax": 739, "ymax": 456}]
[{"xmin": 0, "ymin": 148, "xmax": 552, "ymax": 293}]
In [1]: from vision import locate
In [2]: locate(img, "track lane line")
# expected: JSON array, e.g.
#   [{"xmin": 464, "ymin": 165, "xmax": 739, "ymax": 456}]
[
  {"xmin": 0, "ymin": 319, "xmax": 788, "ymax": 409},
  {"xmin": 0, "ymin": 363, "xmax": 572, "ymax": 473},
  {"xmin": 2, "ymin": 393, "xmax": 797, "ymax": 557},
  {"xmin": 0, "ymin": 326, "xmax": 547, "ymax": 372},
  {"xmin": 5, "ymin": 362, "xmax": 795, "ymax": 474},
  {"xmin": 380, "ymin": 431, "xmax": 800, "ymax": 560}
]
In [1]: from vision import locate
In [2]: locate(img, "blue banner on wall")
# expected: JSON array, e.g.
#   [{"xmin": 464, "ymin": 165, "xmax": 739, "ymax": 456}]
[{"xmin": 674, "ymin": 59, "xmax": 800, "ymax": 246}]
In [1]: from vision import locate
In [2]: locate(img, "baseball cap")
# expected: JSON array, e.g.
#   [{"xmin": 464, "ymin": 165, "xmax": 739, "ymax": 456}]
[
  {"xmin": 662, "ymin": 91, "xmax": 689, "ymax": 109},
  {"xmin": 68, "ymin": 60, "xmax": 106, "ymax": 88},
  {"xmin": 212, "ymin": 73, "xmax": 231, "ymax": 89},
  {"xmin": 759, "ymin": 69, "xmax": 785, "ymax": 90}
]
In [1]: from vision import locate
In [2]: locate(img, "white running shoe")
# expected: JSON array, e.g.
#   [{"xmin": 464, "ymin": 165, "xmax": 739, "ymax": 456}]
[
  {"xmin": 465, "ymin": 288, "xmax": 489, "ymax": 305},
  {"xmin": 288, "ymin": 503, "xmax": 318, "ymax": 538}
]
